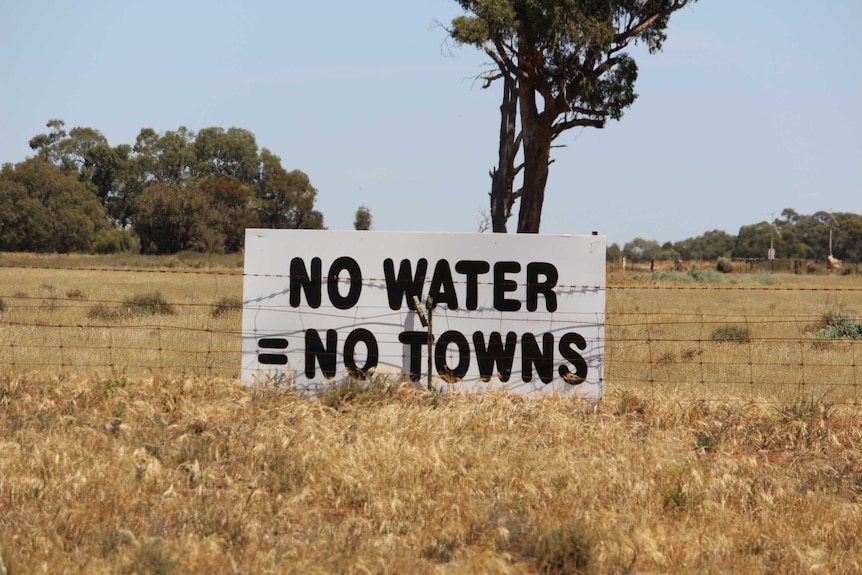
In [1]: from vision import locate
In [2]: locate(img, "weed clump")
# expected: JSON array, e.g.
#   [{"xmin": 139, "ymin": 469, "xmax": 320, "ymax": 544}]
[
  {"xmin": 818, "ymin": 314, "xmax": 862, "ymax": 339},
  {"xmin": 66, "ymin": 288, "xmax": 86, "ymax": 299},
  {"xmin": 711, "ymin": 324, "xmax": 750, "ymax": 343},
  {"xmin": 87, "ymin": 303, "xmax": 133, "ymax": 322},
  {"xmin": 211, "ymin": 295, "xmax": 242, "ymax": 318},
  {"xmin": 124, "ymin": 291, "xmax": 175, "ymax": 316},
  {"xmin": 776, "ymin": 395, "xmax": 834, "ymax": 423},
  {"xmin": 318, "ymin": 375, "xmax": 396, "ymax": 410},
  {"xmin": 523, "ymin": 523, "xmax": 592, "ymax": 574},
  {"xmin": 86, "ymin": 291, "xmax": 175, "ymax": 321}
]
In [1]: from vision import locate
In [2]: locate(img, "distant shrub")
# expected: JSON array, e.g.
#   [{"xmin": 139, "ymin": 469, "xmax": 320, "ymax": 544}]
[
  {"xmin": 522, "ymin": 523, "xmax": 592, "ymax": 574},
  {"xmin": 87, "ymin": 303, "xmax": 133, "ymax": 322},
  {"xmin": 318, "ymin": 375, "xmax": 395, "ymax": 410},
  {"xmin": 91, "ymin": 228, "xmax": 133, "ymax": 254},
  {"xmin": 211, "ymin": 295, "xmax": 242, "ymax": 319},
  {"xmin": 716, "ymin": 257, "xmax": 734, "ymax": 273},
  {"xmin": 818, "ymin": 315, "xmax": 862, "ymax": 339},
  {"xmin": 639, "ymin": 266, "xmax": 772, "ymax": 285},
  {"xmin": 689, "ymin": 267, "xmax": 726, "ymax": 283},
  {"xmin": 711, "ymin": 324, "xmax": 750, "ymax": 343},
  {"xmin": 124, "ymin": 291, "xmax": 175, "ymax": 316}
]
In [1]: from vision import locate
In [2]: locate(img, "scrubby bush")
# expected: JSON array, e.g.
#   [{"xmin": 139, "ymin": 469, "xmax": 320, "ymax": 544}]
[
  {"xmin": 124, "ymin": 291, "xmax": 175, "ymax": 316},
  {"xmin": 523, "ymin": 523, "xmax": 592, "ymax": 574},
  {"xmin": 211, "ymin": 295, "xmax": 242, "ymax": 319},
  {"xmin": 711, "ymin": 324, "xmax": 750, "ymax": 343},
  {"xmin": 86, "ymin": 303, "xmax": 133, "ymax": 322},
  {"xmin": 716, "ymin": 257, "xmax": 734, "ymax": 273},
  {"xmin": 66, "ymin": 288, "xmax": 85, "ymax": 299},
  {"xmin": 818, "ymin": 315, "xmax": 862, "ymax": 339}
]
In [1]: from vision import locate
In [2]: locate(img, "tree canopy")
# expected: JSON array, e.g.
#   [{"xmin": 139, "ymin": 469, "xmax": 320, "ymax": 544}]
[
  {"xmin": 449, "ymin": 0, "xmax": 697, "ymax": 232},
  {"xmin": 2, "ymin": 119, "xmax": 325, "ymax": 254},
  {"xmin": 607, "ymin": 210, "xmax": 862, "ymax": 264}
]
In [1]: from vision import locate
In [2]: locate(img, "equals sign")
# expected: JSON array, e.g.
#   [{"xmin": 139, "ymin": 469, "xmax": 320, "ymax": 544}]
[{"xmin": 258, "ymin": 338, "xmax": 288, "ymax": 365}]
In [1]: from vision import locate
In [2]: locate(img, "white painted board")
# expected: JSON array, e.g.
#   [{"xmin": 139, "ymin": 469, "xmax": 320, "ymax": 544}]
[{"xmin": 242, "ymin": 230, "xmax": 605, "ymax": 398}]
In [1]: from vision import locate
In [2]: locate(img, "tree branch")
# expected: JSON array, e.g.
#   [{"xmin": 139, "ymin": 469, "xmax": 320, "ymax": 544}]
[
  {"xmin": 551, "ymin": 116, "xmax": 605, "ymax": 137},
  {"xmin": 613, "ymin": 1, "xmax": 691, "ymax": 47}
]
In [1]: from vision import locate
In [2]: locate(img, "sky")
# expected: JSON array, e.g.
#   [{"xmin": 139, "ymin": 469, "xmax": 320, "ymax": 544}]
[{"xmin": 1, "ymin": 0, "xmax": 860, "ymax": 247}]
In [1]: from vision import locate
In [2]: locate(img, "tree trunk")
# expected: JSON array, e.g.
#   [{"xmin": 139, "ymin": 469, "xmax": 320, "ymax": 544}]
[
  {"xmin": 517, "ymin": 89, "xmax": 553, "ymax": 234},
  {"xmin": 490, "ymin": 74, "xmax": 519, "ymax": 233}
]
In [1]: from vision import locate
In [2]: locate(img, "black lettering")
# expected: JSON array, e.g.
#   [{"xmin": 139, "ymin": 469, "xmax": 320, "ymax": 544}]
[
  {"xmin": 473, "ymin": 331, "xmax": 517, "ymax": 382},
  {"xmin": 434, "ymin": 330, "xmax": 470, "ymax": 382},
  {"xmin": 521, "ymin": 332, "xmax": 554, "ymax": 384},
  {"xmin": 305, "ymin": 329, "xmax": 337, "ymax": 379},
  {"xmin": 558, "ymin": 332, "xmax": 588, "ymax": 385},
  {"xmin": 290, "ymin": 257, "xmax": 322, "ymax": 308},
  {"xmin": 344, "ymin": 328, "xmax": 379, "ymax": 378},
  {"xmin": 428, "ymin": 259, "xmax": 458, "ymax": 310},
  {"xmin": 455, "ymin": 260, "xmax": 490, "ymax": 310},
  {"xmin": 526, "ymin": 262, "xmax": 558, "ymax": 312},
  {"xmin": 327, "ymin": 256, "xmax": 362, "ymax": 309},
  {"xmin": 258, "ymin": 338, "xmax": 288, "ymax": 349},
  {"xmin": 398, "ymin": 331, "xmax": 426, "ymax": 382},
  {"xmin": 384, "ymin": 258, "xmax": 427, "ymax": 310},
  {"xmin": 258, "ymin": 353, "xmax": 288, "ymax": 365},
  {"xmin": 494, "ymin": 261, "xmax": 521, "ymax": 312}
]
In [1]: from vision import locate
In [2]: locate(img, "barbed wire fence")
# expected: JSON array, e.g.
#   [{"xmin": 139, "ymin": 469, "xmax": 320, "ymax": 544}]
[{"xmin": 1, "ymin": 264, "xmax": 860, "ymax": 406}]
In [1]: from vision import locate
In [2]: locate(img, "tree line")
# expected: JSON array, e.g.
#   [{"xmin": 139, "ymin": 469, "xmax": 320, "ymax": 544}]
[
  {"xmin": 612, "ymin": 208, "xmax": 862, "ymax": 264},
  {"xmin": 0, "ymin": 119, "xmax": 326, "ymax": 254}
]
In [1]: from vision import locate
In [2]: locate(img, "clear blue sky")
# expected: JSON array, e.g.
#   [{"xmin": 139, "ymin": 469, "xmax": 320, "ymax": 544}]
[{"xmin": 1, "ymin": 1, "xmax": 859, "ymax": 246}]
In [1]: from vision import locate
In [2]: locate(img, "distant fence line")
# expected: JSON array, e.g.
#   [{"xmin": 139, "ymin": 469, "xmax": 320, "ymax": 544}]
[
  {"xmin": 609, "ymin": 258, "xmax": 861, "ymax": 275},
  {"xmin": 1, "ymin": 265, "xmax": 860, "ymax": 405}
]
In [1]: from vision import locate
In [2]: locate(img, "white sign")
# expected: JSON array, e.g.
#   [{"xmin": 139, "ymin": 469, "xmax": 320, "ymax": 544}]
[{"xmin": 241, "ymin": 230, "xmax": 606, "ymax": 398}]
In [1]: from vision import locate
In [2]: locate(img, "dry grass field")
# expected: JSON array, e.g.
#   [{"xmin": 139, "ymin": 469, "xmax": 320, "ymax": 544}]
[{"xmin": 1, "ymin": 254, "xmax": 861, "ymax": 574}]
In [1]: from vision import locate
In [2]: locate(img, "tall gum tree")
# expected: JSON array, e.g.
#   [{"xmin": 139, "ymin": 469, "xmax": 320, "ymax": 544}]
[{"xmin": 449, "ymin": 0, "xmax": 697, "ymax": 233}]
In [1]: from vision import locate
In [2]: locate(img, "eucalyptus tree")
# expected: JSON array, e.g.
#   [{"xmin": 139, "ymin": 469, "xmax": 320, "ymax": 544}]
[
  {"xmin": 449, "ymin": 0, "xmax": 697, "ymax": 232},
  {"xmin": 354, "ymin": 205, "xmax": 373, "ymax": 230}
]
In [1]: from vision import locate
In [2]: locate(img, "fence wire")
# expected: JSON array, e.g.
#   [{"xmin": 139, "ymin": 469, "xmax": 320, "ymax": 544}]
[{"xmin": 1, "ymin": 265, "xmax": 860, "ymax": 405}]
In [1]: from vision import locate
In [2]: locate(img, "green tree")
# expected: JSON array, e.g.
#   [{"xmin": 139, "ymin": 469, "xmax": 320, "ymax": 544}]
[
  {"xmin": 193, "ymin": 127, "xmax": 260, "ymax": 184},
  {"xmin": 354, "ymin": 205, "xmax": 373, "ymax": 230},
  {"xmin": 28, "ymin": 119, "xmax": 68, "ymax": 166},
  {"xmin": 673, "ymin": 230, "xmax": 736, "ymax": 260},
  {"xmin": 29, "ymin": 120, "xmax": 109, "ymax": 177},
  {"xmin": 449, "ymin": 0, "xmax": 697, "ymax": 233},
  {"xmin": 256, "ymin": 149, "xmax": 325, "ymax": 230},
  {"xmin": 0, "ymin": 158, "xmax": 109, "ymax": 252},
  {"xmin": 623, "ymin": 237, "xmax": 661, "ymax": 263},
  {"xmin": 133, "ymin": 182, "xmax": 206, "ymax": 254},
  {"xmin": 196, "ymin": 176, "xmax": 260, "ymax": 253},
  {"xmin": 132, "ymin": 126, "xmax": 196, "ymax": 184}
]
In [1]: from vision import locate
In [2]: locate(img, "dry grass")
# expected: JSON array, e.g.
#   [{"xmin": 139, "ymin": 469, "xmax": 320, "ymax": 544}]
[
  {"xmin": 0, "ymin": 255, "xmax": 242, "ymax": 376},
  {"xmin": 0, "ymin": 372, "xmax": 860, "ymax": 574},
  {"xmin": 1, "ymin": 254, "xmax": 861, "ymax": 573}
]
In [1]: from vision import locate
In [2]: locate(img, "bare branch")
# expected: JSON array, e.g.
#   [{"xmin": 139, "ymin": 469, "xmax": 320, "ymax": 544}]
[
  {"xmin": 481, "ymin": 72, "xmax": 504, "ymax": 89},
  {"xmin": 552, "ymin": 116, "xmax": 605, "ymax": 137}
]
